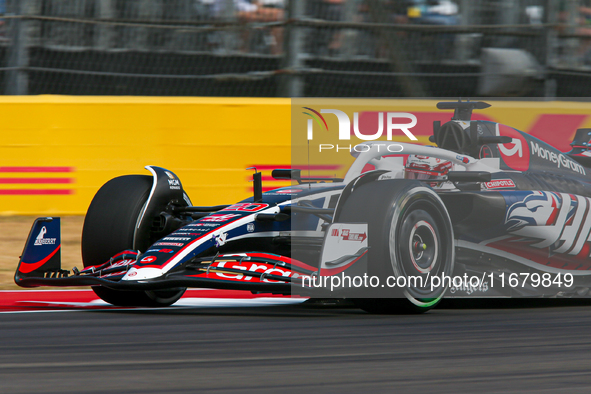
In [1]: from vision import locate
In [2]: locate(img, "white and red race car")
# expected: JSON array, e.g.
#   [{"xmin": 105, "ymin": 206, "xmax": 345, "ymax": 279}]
[{"xmin": 16, "ymin": 101, "xmax": 591, "ymax": 313}]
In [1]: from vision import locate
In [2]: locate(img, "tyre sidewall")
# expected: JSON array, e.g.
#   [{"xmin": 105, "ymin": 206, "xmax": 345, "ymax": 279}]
[
  {"xmin": 387, "ymin": 186, "xmax": 454, "ymax": 307},
  {"xmin": 336, "ymin": 180, "xmax": 454, "ymax": 312},
  {"xmin": 82, "ymin": 175, "xmax": 186, "ymax": 307}
]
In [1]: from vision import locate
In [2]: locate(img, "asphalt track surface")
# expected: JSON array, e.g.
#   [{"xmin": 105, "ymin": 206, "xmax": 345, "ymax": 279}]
[{"xmin": 3, "ymin": 299, "xmax": 591, "ymax": 393}]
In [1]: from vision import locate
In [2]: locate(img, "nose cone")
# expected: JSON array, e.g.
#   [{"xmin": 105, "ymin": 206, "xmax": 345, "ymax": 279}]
[{"xmin": 122, "ymin": 267, "xmax": 163, "ymax": 281}]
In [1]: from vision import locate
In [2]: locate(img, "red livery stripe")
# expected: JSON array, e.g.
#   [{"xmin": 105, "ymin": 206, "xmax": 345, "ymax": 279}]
[
  {"xmin": 0, "ymin": 178, "xmax": 73, "ymax": 184},
  {"xmin": 19, "ymin": 245, "xmax": 61, "ymax": 274},
  {"xmin": 0, "ymin": 189, "xmax": 73, "ymax": 195},
  {"xmin": 0, "ymin": 166, "xmax": 74, "ymax": 173},
  {"xmin": 0, "ymin": 167, "xmax": 75, "ymax": 195}
]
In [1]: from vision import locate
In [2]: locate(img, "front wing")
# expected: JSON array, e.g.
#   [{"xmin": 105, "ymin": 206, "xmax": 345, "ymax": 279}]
[
  {"xmin": 15, "ymin": 217, "xmax": 320, "ymax": 295},
  {"xmin": 18, "ymin": 218, "xmax": 590, "ymax": 299}
]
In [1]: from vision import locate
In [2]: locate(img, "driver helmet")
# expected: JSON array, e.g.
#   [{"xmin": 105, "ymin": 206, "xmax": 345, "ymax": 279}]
[{"xmin": 404, "ymin": 155, "xmax": 452, "ymax": 181}]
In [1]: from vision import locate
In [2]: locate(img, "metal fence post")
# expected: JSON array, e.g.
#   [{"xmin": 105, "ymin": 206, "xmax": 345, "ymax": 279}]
[
  {"xmin": 456, "ymin": 0, "xmax": 473, "ymax": 62},
  {"xmin": 564, "ymin": 0, "xmax": 579, "ymax": 68},
  {"xmin": 365, "ymin": 0, "xmax": 426, "ymax": 97},
  {"xmin": 222, "ymin": 0, "xmax": 237, "ymax": 53},
  {"xmin": 279, "ymin": 0, "xmax": 305, "ymax": 97},
  {"xmin": 544, "ymin": 0, "xmax": 558, "ymax": 97},
  {"xmin": 6, "ymin": 0, "xmax": 39, "ymax": 95},
  {"xmin": 340, "ymin": 0, "xmax": 358, "ymax": 59},
  {"xmin": 136, "ymin": 0, "xmax": 157, "ymax": 51},
  {"xmin": 96, "ymin": 0, "xmax": 114, "ymax": 50}
]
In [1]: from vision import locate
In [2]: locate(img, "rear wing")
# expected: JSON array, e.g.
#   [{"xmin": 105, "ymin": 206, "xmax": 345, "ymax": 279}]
[{"xmin": 15, "ymin": 217, "xmax": 67, "ymax": 286}]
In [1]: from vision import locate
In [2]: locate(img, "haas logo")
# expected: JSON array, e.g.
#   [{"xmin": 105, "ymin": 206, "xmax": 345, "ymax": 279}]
[
  {"xmin": 505, "ymin": 191, "xmax": 586, "ymax": 253},
  {"xmin": 506, "ymin": 192, "xmax": 560, "ymax": 232},
  {"xmin": 496, "ymin": 124, "xmax": 530, "ymax": 171},
  {"xmin": 215, "ymin": 232, "xmax": 228, "ymax": 247}
]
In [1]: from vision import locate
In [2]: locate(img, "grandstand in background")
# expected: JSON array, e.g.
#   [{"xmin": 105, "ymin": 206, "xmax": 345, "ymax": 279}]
[{"xmin": 2, "ymin": 0, "xmax": 591, "ymax": 97}]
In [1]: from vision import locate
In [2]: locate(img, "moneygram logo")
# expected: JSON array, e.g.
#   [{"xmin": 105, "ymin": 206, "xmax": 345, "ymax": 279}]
[{"xmin": 303, "ymin": 107, "xmax": 418, "ymax": 141}]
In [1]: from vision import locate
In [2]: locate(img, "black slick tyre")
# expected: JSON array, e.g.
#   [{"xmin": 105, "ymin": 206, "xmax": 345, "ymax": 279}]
[
  {"xmin": 81, "ymin": 175, "xmax": 185, "ymax": 307},
  {"xmin": 336, "ymin": 179, "xmax": 454, "ymax": 314}
]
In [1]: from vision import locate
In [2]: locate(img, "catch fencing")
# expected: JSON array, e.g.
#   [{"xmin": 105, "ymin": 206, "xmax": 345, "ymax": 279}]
[{"xmin": 1, "ymin": 0, "xmax": 591, "ymax": 97}]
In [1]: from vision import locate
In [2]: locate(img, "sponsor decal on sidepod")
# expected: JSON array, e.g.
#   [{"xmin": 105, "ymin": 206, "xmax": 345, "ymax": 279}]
[{"xmin": 484, "ymin": 179, "xmax": 516, "ymax": 189}]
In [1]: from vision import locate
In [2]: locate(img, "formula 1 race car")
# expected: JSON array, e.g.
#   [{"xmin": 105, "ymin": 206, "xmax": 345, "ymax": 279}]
[{"xmin": 15, "ymin": 100, "xmax": 591, "ymax": 313}]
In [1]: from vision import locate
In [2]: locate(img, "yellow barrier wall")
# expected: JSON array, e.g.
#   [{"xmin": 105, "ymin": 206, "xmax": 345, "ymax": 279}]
[
  {"xmin": 0, "ymin": 96, "xmax": 291, "ymax": 215},
  {"xmin": 2, "ymin": 97, "xmax": 591, "ymax": 215}
]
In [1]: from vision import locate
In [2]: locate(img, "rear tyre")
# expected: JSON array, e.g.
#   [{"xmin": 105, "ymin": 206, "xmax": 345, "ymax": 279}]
[
  {"xmin": 82, "ymin": 175, "xmax": 185, "ymax": 307},
  {"xmin": 336, "ymin": 180, "xmax": 454, "ymax": 314}
]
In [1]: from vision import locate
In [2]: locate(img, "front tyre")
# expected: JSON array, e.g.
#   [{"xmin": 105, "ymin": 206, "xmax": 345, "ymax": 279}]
[
  {"xmin": 337, "ymin": 180, "xmax": 454, "ymax": 314},
  {"xmin": 82, "ymin": 175, "xmax": 186, "ymax": 307}
]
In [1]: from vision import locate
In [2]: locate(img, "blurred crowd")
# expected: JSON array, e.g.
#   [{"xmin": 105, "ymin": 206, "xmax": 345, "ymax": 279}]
[
  {"xmin": 192, "ymin": 0, "xmax": 591, "ymax": 66},
  {"xmin": 557, "ymin": 0, "xmax": 591, "ymax": 65},
  {"xmin": 8, "ymin": 0, "xmax": 591, "ymax": 67},
  {"xmin": 190, "ymin": 0, "xmax": 460, "ymax": 56}
]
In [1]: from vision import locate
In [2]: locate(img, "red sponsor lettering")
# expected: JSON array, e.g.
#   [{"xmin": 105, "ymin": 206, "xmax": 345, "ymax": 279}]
[
  {"xmin": 110, "ymin": 259, "xmax": 136, "ymax": 267},
  {"xmin": 201, "ymin": 214, "xmax": 241, "ymax": 222},
  {"xmin": 484, "ymin": 179, "xmax": 516, "ymax": 189},
  {"xmin": 200, "ymin": 261, "xmax": 299, "ymax": 283},
  {"xmin": 222, "ymin": 203, "xmax": 269, "ymax": 212}
]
